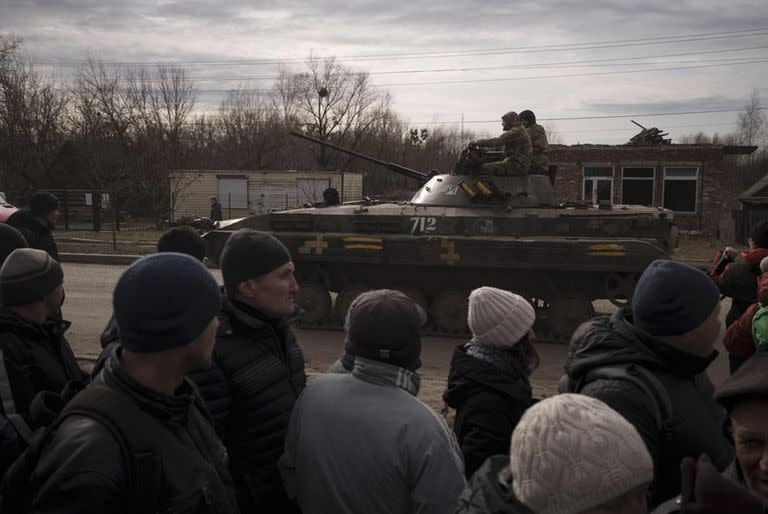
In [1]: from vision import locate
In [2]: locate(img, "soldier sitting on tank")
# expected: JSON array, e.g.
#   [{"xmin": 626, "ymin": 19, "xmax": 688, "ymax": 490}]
[
  {"xmin": 472, "ymin": 111, "xmax": 532, "ymax": 176},
  {"xmin": 519, "ymin": 109, "xmax": 548, "ymax": 175}
]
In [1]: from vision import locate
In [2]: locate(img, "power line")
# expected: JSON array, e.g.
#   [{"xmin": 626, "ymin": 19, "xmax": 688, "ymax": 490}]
[
  {"xmin": 377, "ymin": 58, "xmax": 768, "ymax": 87},
  {"xmin": 188, "ymin": 58, "xmax": 768, "ymax": 92},
  {"xmin": 113, "ymin": 51, "xmax": 768, "ymax": 82},
  {"xmin": 407, "ymin": 108, "xmax": 766, "ymax": 125},
  {"xmin": 38, "ymin": 28, "xmax": 768, "ymax": 67}
]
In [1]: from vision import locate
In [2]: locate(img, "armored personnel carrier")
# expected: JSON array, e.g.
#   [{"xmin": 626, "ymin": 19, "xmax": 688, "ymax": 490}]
[{"xmin": 203, "ymin": 132, "xmax": 677, "ymax": 343}]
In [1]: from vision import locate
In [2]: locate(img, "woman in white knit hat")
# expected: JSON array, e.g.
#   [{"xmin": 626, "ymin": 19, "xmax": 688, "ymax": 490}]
[
  {"xmin": 443, "ymin": 286, "xmax": 538, "ymax": 478},
  {"xmin": 456, "ymin": 394, "xmax": 654, "ymax": 514}
]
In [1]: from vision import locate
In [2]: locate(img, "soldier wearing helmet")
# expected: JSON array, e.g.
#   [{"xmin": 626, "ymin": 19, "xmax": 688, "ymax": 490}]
[
  {"xmin": 473, "ymin": 111, "xmax": 532, "ymax": 176},
  {"xmin": 519, "ymin": 110, "xmax": 549, "ymax": 175}
]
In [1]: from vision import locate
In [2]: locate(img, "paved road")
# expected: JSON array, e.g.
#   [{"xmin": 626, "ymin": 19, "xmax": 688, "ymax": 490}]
[{"xmin": 61, "ymin": 263, "xmax": 731, "ymax": 402}]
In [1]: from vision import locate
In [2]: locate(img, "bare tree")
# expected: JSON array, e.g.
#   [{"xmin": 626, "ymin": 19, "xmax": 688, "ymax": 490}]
[
  {"xmin": 543, "ymin": 122, "xmax": 563, "ymax": 144},
  {"xmin": 275, "ymin": 55, "xmax": 391, "ymax": 169},
  {"xmin": 0, "ymin": 38, "xmax": 68, "ymax": 190},
  {"xmin": 736, "ymin": 90, "xmax": 766, "ymax": 158},
  {"xmin": 217, "ymin": 86, "xmax": 283, "ymax": 169}
]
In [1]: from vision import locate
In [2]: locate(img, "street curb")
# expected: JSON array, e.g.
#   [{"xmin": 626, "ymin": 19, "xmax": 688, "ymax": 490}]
[{"xmin": 60, "ymin": 253, "xmax": 142, "ymax": 265}]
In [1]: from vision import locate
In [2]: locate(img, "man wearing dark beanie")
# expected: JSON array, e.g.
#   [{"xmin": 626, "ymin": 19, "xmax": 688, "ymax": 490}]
[
  {"xmin": 563, "ymin": 259, "xmax": 734, "ymax": 508},
  {"xmin": 190, "ymin": 228, "xmax": 305, "ymax": 513},
  {"xmin": 0, "ymin": 248, "xmax": 86, "ymax": 422},
  {"xmin": 95, "ymin": 226, "xmax": 208, "ymax": 371},
  {"xmin": 6, "ymin": 191, "xmax": 61, "ymax": 261},
  {"xmin": 0, "ymin": 224, "xmax": 28, "ymax": 264},
  {"xmin": 28, "ymin": 253, "xmax": 241, "ymax": 513},
  {"xmin": 280, "ymin": 290, "xmax": 465, "ymax": 514}
]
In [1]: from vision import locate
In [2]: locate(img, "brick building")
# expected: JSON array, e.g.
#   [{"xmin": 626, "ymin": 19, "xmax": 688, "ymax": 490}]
[{"xmin": 549, "ymin": 144, "xmax": 756, "ymax": 236}]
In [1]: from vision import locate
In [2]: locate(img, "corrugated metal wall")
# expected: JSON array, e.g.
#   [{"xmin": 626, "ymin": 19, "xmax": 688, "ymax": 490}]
[{"xmin": 170, "ymin": 170, "xmax": 364, "ymax": 221}]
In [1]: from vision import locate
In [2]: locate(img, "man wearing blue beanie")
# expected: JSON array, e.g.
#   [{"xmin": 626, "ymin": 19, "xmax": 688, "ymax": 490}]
[
  {"xmin": 563, "ymin": 259, "xmax": 734, "ymax": 509},
  {"xmin": 28, "ymin": 254, "xmax": 241, "ymax": 513}
]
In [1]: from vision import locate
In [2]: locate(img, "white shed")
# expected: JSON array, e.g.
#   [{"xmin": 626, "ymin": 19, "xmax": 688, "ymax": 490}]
[{"xmin": 169, "ymin": 170, "xmax": 364, "ymax": 221}]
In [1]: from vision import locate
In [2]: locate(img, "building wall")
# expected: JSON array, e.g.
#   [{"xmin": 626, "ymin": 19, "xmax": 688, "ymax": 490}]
[
  {"xmin": 549, "ymin": 145, "xmax": 727, "ymax": 235},
  {"xmin": 170, "ymin": 170, "xmax": 364, "ymax": 221}
]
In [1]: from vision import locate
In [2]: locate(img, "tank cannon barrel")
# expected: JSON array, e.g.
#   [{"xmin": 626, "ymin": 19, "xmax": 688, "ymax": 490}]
[{"xmin": 290, "ymin": 130, "xmax": 430, "ymax": 184}]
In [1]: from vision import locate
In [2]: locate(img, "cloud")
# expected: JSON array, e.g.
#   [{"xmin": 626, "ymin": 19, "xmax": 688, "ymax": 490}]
[{"xmin": 2, "ymin": 0, "xmax": 767, "ymax": 143}]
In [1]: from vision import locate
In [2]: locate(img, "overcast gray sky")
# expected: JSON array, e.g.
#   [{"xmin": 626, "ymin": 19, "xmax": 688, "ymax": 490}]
[{"xmin": 3, "ymin": 0, "xmax": 768, "ymax": 144}]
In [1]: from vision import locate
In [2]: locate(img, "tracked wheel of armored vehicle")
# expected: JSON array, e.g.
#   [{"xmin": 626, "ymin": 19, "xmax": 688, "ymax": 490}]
[{"xmin": 203, "ymin": 131, "xmax": 677, "ymax": 343}]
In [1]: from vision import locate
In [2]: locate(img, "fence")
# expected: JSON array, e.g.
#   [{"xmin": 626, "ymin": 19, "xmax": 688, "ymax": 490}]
[{"xmin": 9, "ymin": 190, "xmax": 122, "ymax": 232}]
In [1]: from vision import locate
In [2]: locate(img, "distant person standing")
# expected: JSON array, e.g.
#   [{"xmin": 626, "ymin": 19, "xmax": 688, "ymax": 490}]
[
  {"xmin": 210, "ymin": 196, "xmax": 223, "ymax": 221},
  {"xmin": 519, "ymin": 110, "xmax": 549, "ymax": 175},
  {"xmin": 6, "ymin": 192, "xmax": 61, "ymax": 262}
]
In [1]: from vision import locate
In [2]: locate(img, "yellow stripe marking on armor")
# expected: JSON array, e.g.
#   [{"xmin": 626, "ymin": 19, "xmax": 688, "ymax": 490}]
[
  {"xmin": 589, "ymin": 244, "xmax": 625, "ymax": 251},
  {"xmin": 344, "ymin": 244, "xmax": 384, "ymax": 251},
  {"xmin": 588, "ymin": 251, "xmax": 626, "ymax": 257},
  {"xmin": 343, "ymin": 237, "xmax": 383, "ymax": 243}
]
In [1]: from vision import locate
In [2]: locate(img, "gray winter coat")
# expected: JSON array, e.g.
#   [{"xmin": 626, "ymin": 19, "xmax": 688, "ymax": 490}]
[{"xmin": 279, "ymin": 357, "xmax": 466, "ymax": 514}]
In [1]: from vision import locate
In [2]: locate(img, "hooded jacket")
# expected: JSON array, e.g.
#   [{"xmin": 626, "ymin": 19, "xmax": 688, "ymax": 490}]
[
  {"xmin": 190, "ymin": 298, "xmax": 306, "ymax": 513},
  {"xmin": 724, "ymin": 273, "xmax": 768, "ymax": 358},
  {"xmin": 456, "ymin": 455, "xmax": 533, "ymax": 514},
  {"xmin": 444, "ymin": 344, "xmax": 533, "ymax": 478},
  {"xmin": 712, "ymin": 248, "xmax": 768, "ymax": 326},
  {"xmin": 28, "ymin": 347, "xmax": 240, "ymax": 514},
  {"xmin": 565, "ymin": 308, "xmax": 734, "ymax": 508},
  {"xmin": 0, "ymin": 308, "xmax": 86, "ymax": 421},
  {"xmin": 6, "ymin": 210, "xmax": 59, "ymax": 262}
]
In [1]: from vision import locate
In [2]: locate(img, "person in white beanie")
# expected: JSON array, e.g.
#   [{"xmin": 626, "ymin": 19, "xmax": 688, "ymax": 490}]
[
  {"xmin": 443, "ymin": 286, "xmax": 538, "ymax": 477},
  {"xmin": 456, "ymin": 394, "xmax": 654, "ymax": 514}
]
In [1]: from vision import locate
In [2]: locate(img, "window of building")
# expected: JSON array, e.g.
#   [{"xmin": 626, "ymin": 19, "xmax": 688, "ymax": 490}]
[
  {"xmin": 217, "ymin": 177, "xmax": 248, "ymax": 209},
  {"xmin": 621, "ymin": 167, "xmax": 655, "ymax": 206},
  {"xmin": 583, "ymin": 166, "xmax": 613, "ymax": 204},
  {"xmin": 662, "ymin": 167, "xmax": 698, "ymax": 213}
]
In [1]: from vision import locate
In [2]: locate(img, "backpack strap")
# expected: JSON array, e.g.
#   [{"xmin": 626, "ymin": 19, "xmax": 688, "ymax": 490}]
[
  {"xmin": 59, "ymin": 386, "xmax": 164, "ymax": 510},
  {"xmin": 577, "ymin": 364, "xmax": 675, "ymax": 442},
  {"xmin": 0, "ymin": 350, "xmax": 32, "ymax": 442}
]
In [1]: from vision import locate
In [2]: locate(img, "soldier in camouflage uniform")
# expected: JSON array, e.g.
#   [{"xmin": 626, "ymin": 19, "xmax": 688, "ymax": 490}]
[
  {"xmin": 474, "ymin": 111, "xmax": 532, "ymax": 176},
  {"xmin": 519, "ymin": 110, "xmax": 549, "ymax": 175}
]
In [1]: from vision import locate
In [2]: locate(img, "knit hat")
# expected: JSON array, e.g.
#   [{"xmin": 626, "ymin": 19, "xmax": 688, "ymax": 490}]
[
  {"xmin": 468, "ymin": 287, "xmax": 535, "ymax": 349},
  {"xmin": 220, "ymin": 229, "xmax": 292, "ymax": 287},
  {"xmin": 715, "ymin": 351, "xmax": 768, "ymax": 412},
  {"xmin": 752, "ymin": 306, "xmax": 768, "ymax": 350},
  {"xmin": 0, "ymin": 224, "xmax": 28, "ymax": 264},
  {"xmin": 760, "ymin": 257, "xmax": 768, "ymax": 274},
  {"xmin": 114, "ymin": 253, "xmax": 222, "ymax": 353},
  {"xmin": 346, "ymin": 289, "xmax": 426, "ymax": 370},
  {"xmin": 157, "ymin": 227, "xmax": 206, "ymax": 262},
  {"xmin": 509, "ymin": 394, "xmax": 653, "ymax": 514},
  {"xmin": 29, "ymin": 192, "xmax": 59, "ymax": 218},
  {"xmin": 632, "ymin": 259, "xmax": 720, "ymax": 337},
  {"xmin": 0, "ymin": 248, "xmax": 63, "ymax": 306}
]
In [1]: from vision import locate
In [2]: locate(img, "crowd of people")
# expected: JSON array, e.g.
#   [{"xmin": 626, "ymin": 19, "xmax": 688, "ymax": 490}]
[{"xmin": 0, "ymin": 191, "xmax": 765, "ymax": 513}]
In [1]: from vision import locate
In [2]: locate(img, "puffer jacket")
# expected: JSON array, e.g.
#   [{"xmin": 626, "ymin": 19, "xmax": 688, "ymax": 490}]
[
  {"xmin": 456, "ymin": 455, "xmax": 533, "ymax": 514},
  {"xmin": 724, "ymin": 273, "xmax": 768, "ymax": 358},
  {"xmin": 0, "ymin": 308, "xmax": 87, "ymax": 420},
  {"xmin": 191, "ymin": 299, "xmax": 306, "ymax": 513},
  {"xmin": 28, "ymin": 347, "xmax": 240, "ymax": 514},
  {"xmin": 443, "ymin": 344, "xmax": 533, "ymax": 478},
  {"xmin": 565, "ymin": 307, "xmax": 734, "ymax": 508},
  {"xmin": 6, "ymin": 210, "xmax": 59, "ymax": 262},
  {"xmin": 712, "ymin": 248, "xmax": 768, "ymax": 325}
]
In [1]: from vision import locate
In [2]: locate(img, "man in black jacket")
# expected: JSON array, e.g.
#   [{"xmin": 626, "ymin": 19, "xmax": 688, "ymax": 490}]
[
  {"xmin": 564, "ymin": 260, "xmax": 734, "ymax": 508},
  {"xmin": 0, "ymin": 248, "xmax": 86, "ymax": 422},
  {"xmin": 192, "ymin": 228, "xmax": 305, "ymax": 512},
  {"xmin": 6, "ymin": 192, "xmax": 61, "ymax": 262},
  {"xmin": 28, "ymin": 253, "xmax": 240, "ymax": 514}
]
